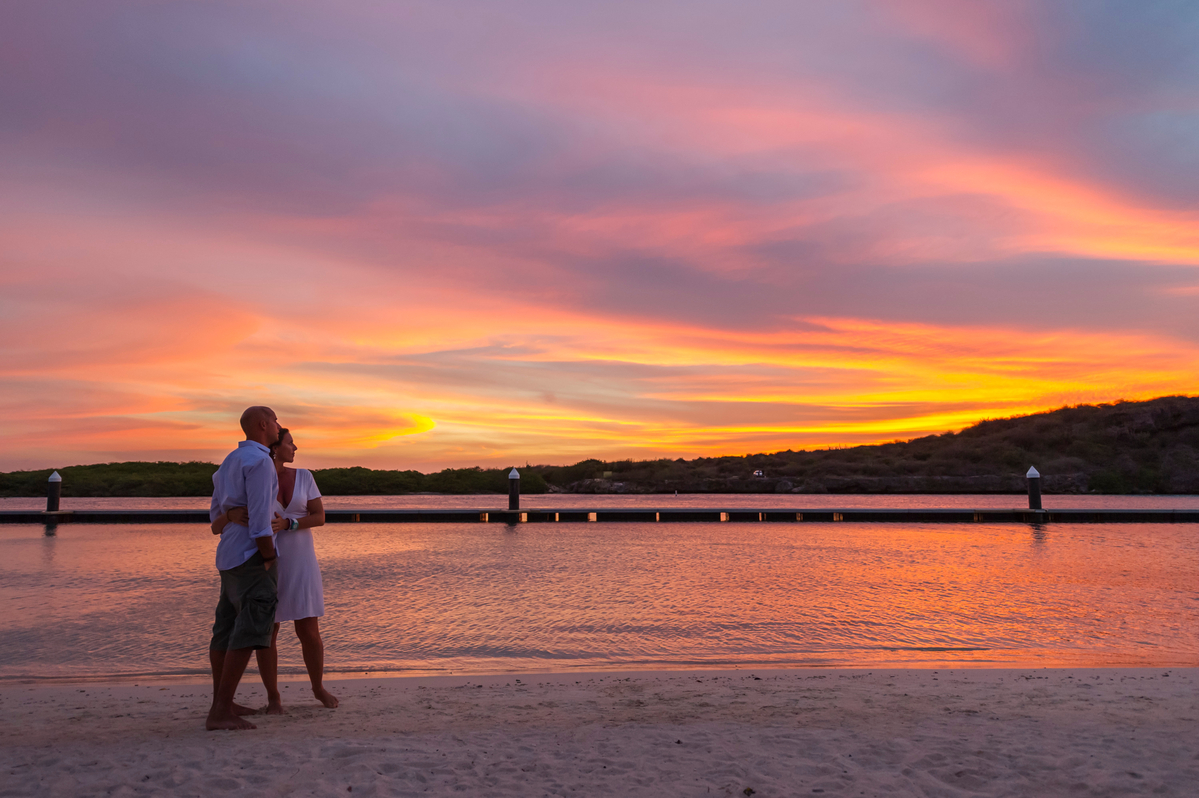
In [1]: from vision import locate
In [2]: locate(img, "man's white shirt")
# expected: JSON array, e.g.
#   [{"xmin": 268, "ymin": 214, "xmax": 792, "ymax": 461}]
[{"xmin": 211, "ymin": 441, "xmax": 279, "ymax": 571}]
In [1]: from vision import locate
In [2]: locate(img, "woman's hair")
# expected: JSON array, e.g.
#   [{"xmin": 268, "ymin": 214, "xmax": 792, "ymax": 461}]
[{"xmin": 269, "ymin": 427, "xmax": 290, "ymax": 459}]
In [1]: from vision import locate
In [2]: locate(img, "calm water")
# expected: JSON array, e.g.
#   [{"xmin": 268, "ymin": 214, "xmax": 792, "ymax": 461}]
[{"xmin": 2, "ymin": 518, "xmax": 1197, "ymax": 681}]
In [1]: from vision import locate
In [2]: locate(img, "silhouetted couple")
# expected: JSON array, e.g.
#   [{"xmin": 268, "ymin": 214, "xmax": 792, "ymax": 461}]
[{"xmin": 206, "ymin": 406, "xmax": 336, "ymax": 731}]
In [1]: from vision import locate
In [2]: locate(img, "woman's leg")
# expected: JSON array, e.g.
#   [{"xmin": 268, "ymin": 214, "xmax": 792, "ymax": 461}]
[
  {"xmin": 255, "ymin": 622, "xmax": 284, "ymax": 713},
  {"xmin": 294, "ymin": 617, "xmax": 338, "ymax": 708}
]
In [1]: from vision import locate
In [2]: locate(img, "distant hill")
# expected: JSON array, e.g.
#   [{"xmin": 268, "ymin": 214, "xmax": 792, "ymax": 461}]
[
  {"xmin": 540, "ymin": 395, "xmax": 1199, "ymax": 495},
  {"xmin": 3, "ymin": 396, "xmax": 1199, "ymax": 496}
]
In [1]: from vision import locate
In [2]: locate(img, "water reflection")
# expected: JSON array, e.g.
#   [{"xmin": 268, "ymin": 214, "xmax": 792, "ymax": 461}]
[
  {"xmin": 41, "ymin": 530, "xmax": 57, "ymax": 568},
  {"xmin": 0, "ymin": 521, "xmax": 1196, "ymax": 680}
]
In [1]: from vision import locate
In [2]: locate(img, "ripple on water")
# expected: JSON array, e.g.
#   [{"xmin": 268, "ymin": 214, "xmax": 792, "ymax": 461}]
[{"xmin": 0, "ymin": 520, "xmax": 1196, "ymax": 679}]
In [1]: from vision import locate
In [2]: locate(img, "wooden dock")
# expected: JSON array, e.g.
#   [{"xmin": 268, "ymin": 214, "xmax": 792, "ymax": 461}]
[{"xmin": 4, "ymin": 508, "xmax": 1199, "ymax": 525}]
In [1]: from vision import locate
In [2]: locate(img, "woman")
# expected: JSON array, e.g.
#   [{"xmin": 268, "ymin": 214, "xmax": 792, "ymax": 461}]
[{"xmin": 210, "ymin": 428, "xmax": 338, "ymax": 710}]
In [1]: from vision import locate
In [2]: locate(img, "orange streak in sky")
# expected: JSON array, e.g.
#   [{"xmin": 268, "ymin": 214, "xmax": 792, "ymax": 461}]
[{"xmin": 922, "ymin": 159, "xmax": 1199, "ymax": 263}]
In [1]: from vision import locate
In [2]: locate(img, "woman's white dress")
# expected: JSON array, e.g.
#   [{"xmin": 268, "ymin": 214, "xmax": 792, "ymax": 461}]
[{"xmin": 274, "ymin": 468, "xmax": 325, "ymax": 622}]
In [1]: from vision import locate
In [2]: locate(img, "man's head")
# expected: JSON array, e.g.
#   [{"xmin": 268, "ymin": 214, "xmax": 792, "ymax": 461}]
[{"xmin": 239, "ymin": 406, "xmax": 281, "ymax": 446}]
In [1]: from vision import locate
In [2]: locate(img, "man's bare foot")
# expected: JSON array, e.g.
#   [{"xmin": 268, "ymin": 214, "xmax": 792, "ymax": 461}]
[
  {"xmin": 206, "ymin": 713, "xmax": 257, "ymax": 731},
  {"xmin": 264, "ymin": 699, "xmax": 286, "ymax": 715},
  {"xmin": 313, "ymin": 687, "xmax": 339, "ymax": 708},
  {"xmin": 232, "ymin": 702, "xmax": 260, "ymax": 716}
]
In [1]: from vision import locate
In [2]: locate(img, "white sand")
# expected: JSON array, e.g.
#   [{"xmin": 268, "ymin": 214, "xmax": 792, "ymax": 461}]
[{"xmin": 2, "ymin": 668, "xmax": 1196, "ymax": 797}]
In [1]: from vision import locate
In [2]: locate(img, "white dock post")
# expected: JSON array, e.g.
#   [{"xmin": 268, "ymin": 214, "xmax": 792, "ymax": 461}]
[
  {"xmin": 46, "ymin": 471, "xmax": 62, "ymax": 512},
  {"xmin": 508, "ymin": 468, "xmax": 520, "ymax": 511},
  {"xmin": 1026, "ymin": 467, "xmax": 1042, "ymax": 510}
]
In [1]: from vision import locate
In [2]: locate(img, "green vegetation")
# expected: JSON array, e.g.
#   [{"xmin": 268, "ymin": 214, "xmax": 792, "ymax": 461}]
[
  {"xmin": 0, "ymin": 461, "xmax": 221, "ymax": 498},
  {"xmin": 311, "ymin": 467, "xmax": 548, "ymax": 496},
  {"xmin": 0, "ymin": 463, "xmax": 547, "ymax": 498},
  {"xmin": 4, "ymin": 396, "xmax": 1199, "ymax": 496}
]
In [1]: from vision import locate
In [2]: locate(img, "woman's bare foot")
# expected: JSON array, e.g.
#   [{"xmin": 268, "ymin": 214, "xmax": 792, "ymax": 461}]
[
  {"xmin": 206, "ymin": 712, "xmax": 257, "ymax": 731},
  {"xmin": 232, "ymin": 702, "xmax": 259, "ymax": 716},
  {"xmin": 313, "ymin": 686, "xmax": 339, "ymax": 708},
  {"xmin": 264, "ymin": 698, "xmax": 286, "ymax": 715}
]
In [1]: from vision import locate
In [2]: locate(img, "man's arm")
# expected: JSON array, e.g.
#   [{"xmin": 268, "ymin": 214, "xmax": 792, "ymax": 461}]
[
  {"xmin": 254, "ymin": 532, "xmax": 277, "ymax": 568},
  {"xmin": 245, "ymin": 457, "xmax": 278, "ymax": 567}
]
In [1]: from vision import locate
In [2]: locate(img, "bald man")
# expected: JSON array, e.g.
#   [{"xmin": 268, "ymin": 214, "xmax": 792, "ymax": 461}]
[{"xmin": 206, "ymin": 406, "xmax": 283, "ymax": 731}]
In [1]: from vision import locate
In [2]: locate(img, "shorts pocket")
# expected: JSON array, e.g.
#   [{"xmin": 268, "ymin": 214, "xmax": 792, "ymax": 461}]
[
  {"xmin": 237, "ymin": 594, "xmax": 278, "ymax": 648},
  {"xmin": 246, "ymin": 594, "xmax": 278, "ymax": 627}
]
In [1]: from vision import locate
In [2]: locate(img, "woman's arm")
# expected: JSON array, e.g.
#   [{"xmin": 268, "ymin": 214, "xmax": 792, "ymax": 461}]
[
  {"xmin": 281, "ymin": 471, "xmax": 325, "ymax": 532},
  {"xmin": 285, "ymin": 497, "xmax": 325, "ymax": 531}
]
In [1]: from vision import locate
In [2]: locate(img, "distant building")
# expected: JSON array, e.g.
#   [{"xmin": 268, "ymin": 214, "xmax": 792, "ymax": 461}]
[{"xmin": 753, "ymin": 469, "xmax": 764, "ymax": 477}]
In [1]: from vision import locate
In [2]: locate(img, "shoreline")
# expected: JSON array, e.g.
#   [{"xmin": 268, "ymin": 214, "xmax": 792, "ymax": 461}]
[
  {"xmin": 7, "ymin": 654, "xmax": 1199, "ymax": 688},
  {"xmin": 5, "ymin": 667, "xmax": 1196, "ymax": 796}
]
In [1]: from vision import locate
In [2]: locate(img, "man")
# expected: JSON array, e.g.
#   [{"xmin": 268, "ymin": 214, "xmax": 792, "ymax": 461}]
[{"xmin": 206, "ymin": 406, "xmax": 282, "ymax": 731}]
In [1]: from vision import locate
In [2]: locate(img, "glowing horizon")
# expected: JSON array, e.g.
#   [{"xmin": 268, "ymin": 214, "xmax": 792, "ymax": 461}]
[{"xmin": 3, "ymin": 1, "xmax": 1198, "ymax": 471}]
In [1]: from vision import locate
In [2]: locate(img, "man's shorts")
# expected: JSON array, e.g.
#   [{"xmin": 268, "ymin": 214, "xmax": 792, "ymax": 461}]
[{"xmin": 210, "ymin": 551, "xmax": 278, "ymax": 651}]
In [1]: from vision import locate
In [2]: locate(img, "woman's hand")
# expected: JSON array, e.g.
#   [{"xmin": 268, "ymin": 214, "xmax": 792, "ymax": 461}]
[{"xmin": 271, "ymin": 513, "xmax": 288, "ymax": 533}]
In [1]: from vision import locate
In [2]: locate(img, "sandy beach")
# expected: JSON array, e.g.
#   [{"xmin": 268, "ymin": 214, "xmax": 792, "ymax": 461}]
[{"xmin": 2, "ymin": 667, "xmax": 1196, "ymax": 797}]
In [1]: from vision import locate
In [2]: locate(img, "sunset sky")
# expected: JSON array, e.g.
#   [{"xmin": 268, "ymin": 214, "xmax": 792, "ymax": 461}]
[{"xmin": 3, "ymin": 1, "xmax": 1199, "ymax": 471}]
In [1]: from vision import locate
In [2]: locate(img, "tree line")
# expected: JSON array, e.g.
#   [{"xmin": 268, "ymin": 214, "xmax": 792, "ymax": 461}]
[{"xmin": 3, "ymin": 395, "xmax": 1198, "ymax": 496}]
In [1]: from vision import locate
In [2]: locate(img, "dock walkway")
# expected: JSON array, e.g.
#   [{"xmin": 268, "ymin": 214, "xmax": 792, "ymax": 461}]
[{"xmin": 4, "ymin": 508, "xmax": 1199, "ymax": 524}]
